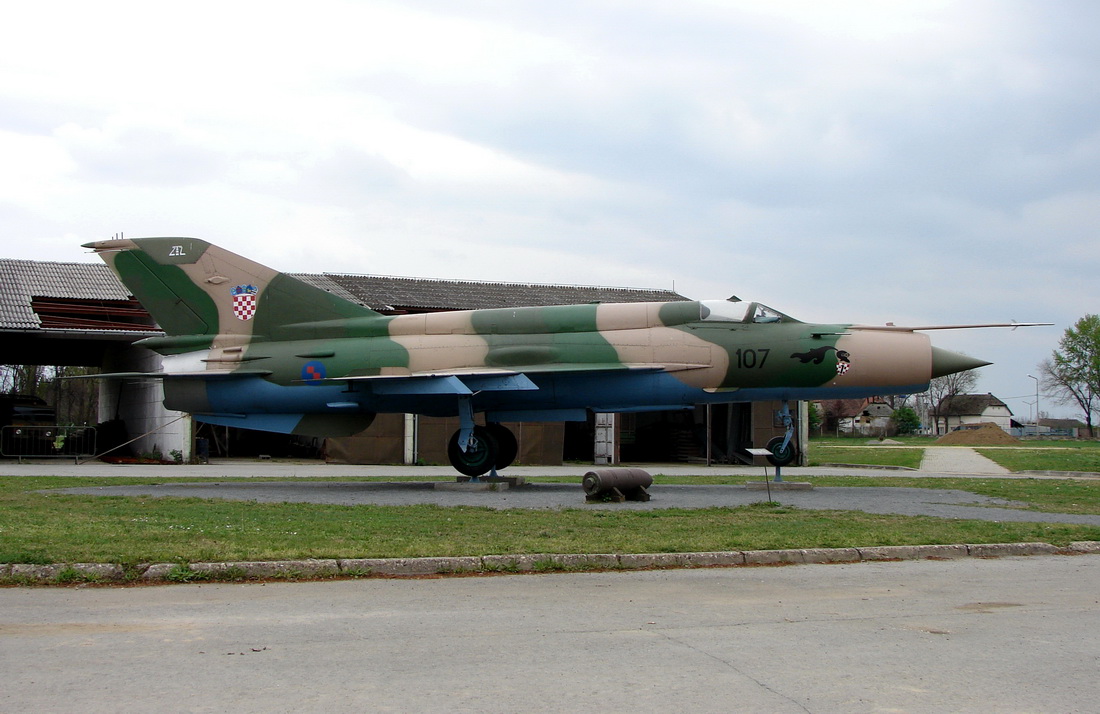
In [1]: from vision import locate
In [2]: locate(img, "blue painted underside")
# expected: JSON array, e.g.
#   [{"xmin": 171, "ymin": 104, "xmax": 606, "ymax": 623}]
[
  {"xmin": 190, "ymin": 372, "xmax": 929, "ymax": 434},
  {"xmin": 195, "ymin": 413, "xmax": 311, "ymax": 433}
]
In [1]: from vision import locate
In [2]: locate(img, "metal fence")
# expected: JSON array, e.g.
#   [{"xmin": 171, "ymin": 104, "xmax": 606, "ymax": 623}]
[{"xmin": 0, "ymin": 425, "xmax": 97, "ymax": 460}]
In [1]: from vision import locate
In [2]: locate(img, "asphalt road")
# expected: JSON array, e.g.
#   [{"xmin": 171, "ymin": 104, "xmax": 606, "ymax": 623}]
[
  {"xmin": 3, "ymin": 555, "xmax": 1099, "ymax": 712},
  {"xmin": 54, "ymin": 478, "xmax": 1100, "ymax": 526}
]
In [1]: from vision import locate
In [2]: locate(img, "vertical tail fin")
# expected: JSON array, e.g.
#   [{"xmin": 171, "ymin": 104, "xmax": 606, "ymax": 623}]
[{"xmin": 84, "ymin": 237, "xmax": 377, "ymax": 345}]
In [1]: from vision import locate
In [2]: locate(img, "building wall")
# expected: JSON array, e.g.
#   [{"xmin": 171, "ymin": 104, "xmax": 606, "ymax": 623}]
[
  {"xmin": 326, "ymin": 414, "xmax": 565, "ymax": 466},
  {"xmin": 938, "ymin": 406, "xmax": 1013, "ymax": 433},
  {"xmin": 98, "ymin": 346, "xmax": 190, "ymax": 460}
]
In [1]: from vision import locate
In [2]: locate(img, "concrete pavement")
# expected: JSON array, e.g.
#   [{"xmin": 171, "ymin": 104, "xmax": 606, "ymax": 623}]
[
  {"xmin": 920, "ymin": 446, "xmax": 1011, "ymax": 474},
  {"xmin": 0, "ymin": 443, "xmax": 1081, "ymax": 480},
  {"xmin": 3, "ymin": 555, "xmax": 1099, "ymax": 712},
  {"xmin": 8, "ymin": 459, "xmax": 859, "ymax": 479}
]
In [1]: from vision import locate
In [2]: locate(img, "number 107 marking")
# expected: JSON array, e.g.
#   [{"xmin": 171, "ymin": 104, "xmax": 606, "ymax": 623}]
[{"xmin": 734, "ymin": 348, "xmax": 770, "ymax": 369}]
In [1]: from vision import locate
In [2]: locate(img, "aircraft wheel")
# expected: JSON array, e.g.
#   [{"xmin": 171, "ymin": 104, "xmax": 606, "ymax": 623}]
[
  {"xmin": 447, "ymin": 426, "xmax": 499, "ymax": 477},
  {"xmin": 486, "ymin": 423, "xmax": 518, "ymax": 470},
  {"xmin": 765, "ymin": 436, "xmax": 797, "ymax": 467}
]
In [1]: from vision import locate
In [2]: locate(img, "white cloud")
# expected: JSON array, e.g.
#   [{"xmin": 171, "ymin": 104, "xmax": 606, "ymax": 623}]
[
  {"xmin": 1, "ymin": 0, "xmax": 1098, "ymax": 416},
  {"xmin": 0, "ymin": 131, "xmax": 75, "ymax": 207}
]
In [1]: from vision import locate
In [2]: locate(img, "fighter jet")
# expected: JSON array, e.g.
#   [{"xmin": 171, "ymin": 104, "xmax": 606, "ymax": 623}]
[{"xmin": 83, "ymin": 237, "xmax": 1043, "ymax": 474}]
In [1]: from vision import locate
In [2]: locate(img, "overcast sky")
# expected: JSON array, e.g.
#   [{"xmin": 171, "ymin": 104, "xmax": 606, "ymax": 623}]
[{"xmin": 2, "ymin": 1, "xmax": 1097, "ymax": 420}]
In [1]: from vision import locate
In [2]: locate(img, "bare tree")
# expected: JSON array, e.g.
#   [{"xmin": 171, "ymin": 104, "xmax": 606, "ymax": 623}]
[
  {"xmin": 44, "ymin": 366, "xmax": 100, "ymax": 426},
  {"xmin": 821, "ymin": 399, "xmax": 860, "ymax": 435},
  {"xmin": 0, "ymin": 365, "xmax": 46, "ymax": 396},
  {"xmin": 926, "ymin": 369, "xmax": 979, "ymax": 435},
  {"xmin": 0, "ymin": 366, "xmax": 99, "ymax": 426}
]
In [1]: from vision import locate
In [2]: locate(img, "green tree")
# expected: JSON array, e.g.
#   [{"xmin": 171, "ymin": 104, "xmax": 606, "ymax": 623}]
[
  {"xmin": 807, "ymin": 401, "xmax": 823, "ymax": 435},
  {"xmin": 1039, "ymin": 314, "xmax": 1100, "ymax": 438},
  {"xmin": 891, "ymin": 406, "xmax": 921, "ymax": 435}
]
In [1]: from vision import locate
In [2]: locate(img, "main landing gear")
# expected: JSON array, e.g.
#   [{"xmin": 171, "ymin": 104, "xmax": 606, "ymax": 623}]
[{"xmin": 447, "ymin": 422, "xmax": 519, "ymax": 477}]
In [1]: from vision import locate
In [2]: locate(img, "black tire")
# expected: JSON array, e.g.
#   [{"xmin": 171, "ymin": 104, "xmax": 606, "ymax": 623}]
[
  {"xmin": 486, "ymin": 423, "xmax": 518, "ymax": 470},
  {"xmin": 447, "ymin": 426, "xmax": 498, "ymax": 476},
  {"xmin": 765, "ymin": 436, "xmax": 797, "ymax": 467}
]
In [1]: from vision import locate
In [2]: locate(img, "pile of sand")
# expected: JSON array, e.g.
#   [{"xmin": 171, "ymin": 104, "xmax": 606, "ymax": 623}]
[{"xmin": 936, "ymin": 423, "xmax": 1021, "ymax": 445}]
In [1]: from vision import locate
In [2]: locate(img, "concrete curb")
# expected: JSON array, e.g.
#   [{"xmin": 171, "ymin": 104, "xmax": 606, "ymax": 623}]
[{"xmin": 2, "ymin": 541, "xmax": 1098, "ymax": 584}]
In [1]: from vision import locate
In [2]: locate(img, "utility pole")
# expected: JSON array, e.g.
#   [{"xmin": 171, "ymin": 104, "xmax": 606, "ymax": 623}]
[{"xmin": 1027, "ymin": 374, "xmax": 1040, "ymax": 436}]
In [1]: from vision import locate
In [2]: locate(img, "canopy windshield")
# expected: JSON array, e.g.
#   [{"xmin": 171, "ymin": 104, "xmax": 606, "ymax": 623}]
[{"xmin": 699, "ymin": 300, "xmax": 798, "ymax": 324}]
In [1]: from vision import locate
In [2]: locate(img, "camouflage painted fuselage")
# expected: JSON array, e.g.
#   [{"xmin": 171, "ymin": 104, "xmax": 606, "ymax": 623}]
[{"xmin": 85, "ymin": 237, "xmax": 976, "ymax": 437}]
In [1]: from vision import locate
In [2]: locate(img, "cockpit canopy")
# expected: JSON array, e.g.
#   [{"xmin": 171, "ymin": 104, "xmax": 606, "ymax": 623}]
[{"xmin": 699, "ymin": 299, "xmax": 797, "ymax": 324}]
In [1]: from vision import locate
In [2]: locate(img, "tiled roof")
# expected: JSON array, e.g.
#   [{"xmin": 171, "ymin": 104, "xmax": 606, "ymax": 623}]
[
  {"xmin": 2, "ymin": 260, "xmax": 690, "ymax": 330},
  {"xmin": 288, "ymin": 274, "xmax": 369, "ymax": 307},
  {"xmin": 318, "ymin": 273, "xmax": 686, "ymax": 311},
  {"xmin": 939, "ymin": 393, "xmax": 1010, "ymax": 416},
  {"xmin": 0, "ymin": 260, "xmax": 135, "ymax": 330},
  {"xmin": 1040, "ymin": 418, "xmax": 1087, "ymax": 429}
]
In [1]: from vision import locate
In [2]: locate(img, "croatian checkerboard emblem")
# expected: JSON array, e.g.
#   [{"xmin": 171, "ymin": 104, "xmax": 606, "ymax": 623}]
[{"xmin": 231, "ymin": 285, "xmax": 259, "ymax": 321}]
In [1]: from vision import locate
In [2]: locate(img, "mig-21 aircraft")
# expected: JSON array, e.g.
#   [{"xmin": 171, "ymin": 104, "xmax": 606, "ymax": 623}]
[{"xmin": 83, "ymin": 237, "xmax": 1043, "ymax": 475}]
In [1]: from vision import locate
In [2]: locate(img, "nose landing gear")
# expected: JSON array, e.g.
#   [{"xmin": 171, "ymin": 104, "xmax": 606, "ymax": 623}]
[{"xmin": 765, "ymin": 401, "xmax": 798, "ymax": 467}]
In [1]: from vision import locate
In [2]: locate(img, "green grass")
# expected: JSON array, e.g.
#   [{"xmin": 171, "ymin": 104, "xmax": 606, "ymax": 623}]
[
  {"xmin": 809, "ymin": 437, "xmax": 1100, "ymax": 473},
  {"xmin": 976, "ymin": 448, "xmax": 1100, "ymax": 473},
  {"xmin": 807, "ymin": 436, "xmax": 930, "ymax": 469},
  {"xmin": 808, "ymin": 475, "xmax": 1100, "ymax": 515},
  {"xmin": 807, "ymin": 446, "xmax": 924, "ymax": 469},
  {"xmin": 642, "ymin": 474, "xmax": 1100, "ymax": 515},
  {"xmin": 810, "ymin": 436, "xmax": 937, "ymax": 446},
  {"xmin": 1, "ymin": 476, "xmax": 1098, "ymax": 566}
]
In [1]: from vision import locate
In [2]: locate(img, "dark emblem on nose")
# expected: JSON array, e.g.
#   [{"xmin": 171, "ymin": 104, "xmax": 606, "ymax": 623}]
[
  {"xmin": 791, "ymin": 346, "xmax": 839, "ymax": 364},
  {"xmin": 791, "ymin": 346, "xmax": 851, "ymax": 375}
]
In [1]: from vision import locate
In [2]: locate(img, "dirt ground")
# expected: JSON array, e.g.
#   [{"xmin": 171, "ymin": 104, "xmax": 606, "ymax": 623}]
[{"xmin": 936, "ymin": 422, "xmax": 1021, "ymax": 445}]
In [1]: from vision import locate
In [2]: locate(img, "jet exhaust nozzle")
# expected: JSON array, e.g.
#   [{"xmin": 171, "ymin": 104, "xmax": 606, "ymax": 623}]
[{"xmin": 930, "ymin": 346, "xmax": 991, "ymax": 378}]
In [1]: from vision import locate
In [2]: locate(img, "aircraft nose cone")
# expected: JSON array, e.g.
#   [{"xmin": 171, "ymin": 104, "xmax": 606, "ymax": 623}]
[{"xmin": 930, "ymin": 346, "xmax": 991, "ymax": 378}]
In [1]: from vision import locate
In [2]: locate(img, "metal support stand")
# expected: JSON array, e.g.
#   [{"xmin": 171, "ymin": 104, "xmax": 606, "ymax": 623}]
[
  {"xmin": 456, "ymin": 396, "xmax": 475, "ymax": 452},
  {"xmin": 778, "ymin": 401, "xmax": 794, "ymax": 440},
  {"xmin": 772, "ymin": 401, "xmax": 797, "ymax": 481},
  {"xmin": 455, "ymin": 396, "xmax": 486, "ymax": 482}
]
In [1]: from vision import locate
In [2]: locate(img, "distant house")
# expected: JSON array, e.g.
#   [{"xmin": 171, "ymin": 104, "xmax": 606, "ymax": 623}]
[
  {"xmin": 818, "ymin": 398, "xmax": 895, "ymax": 435},
  {"xmin": 1040, "ymin": 418, "xmax": 1091, "ymax": 439},
  {"xmin": 855, "ymin": 400, "xmax": 895, "ymax": 434},
  {"xmin": 935, "ymin": 393, "xmax": 1013, "ymax": 433}
]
